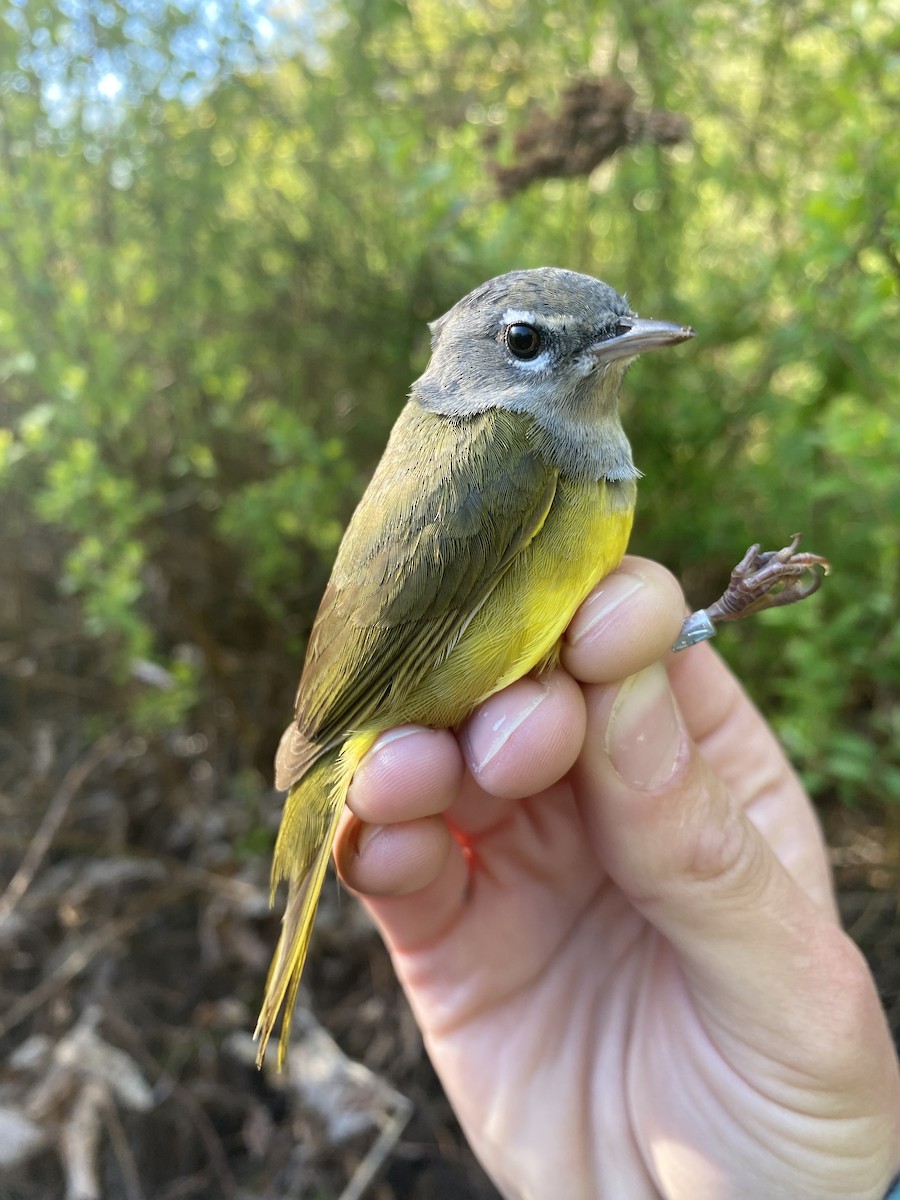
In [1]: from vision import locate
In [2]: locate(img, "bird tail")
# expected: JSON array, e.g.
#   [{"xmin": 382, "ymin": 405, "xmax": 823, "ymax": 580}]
[{"xmin": 254, "ymin": 731, "xmax": 376, "ymax": 1068}]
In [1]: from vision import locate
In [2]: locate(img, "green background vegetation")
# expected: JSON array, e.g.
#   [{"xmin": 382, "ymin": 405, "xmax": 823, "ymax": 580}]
[{"xmin": 1, "ymin": 0, "xmax": 898, "ymax": 809}]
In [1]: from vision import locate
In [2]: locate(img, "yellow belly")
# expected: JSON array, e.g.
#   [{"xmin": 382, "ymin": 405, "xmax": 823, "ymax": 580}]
[
  {"xmin": 270, "ymin": 474, "xmax": 634, "ymax": 1062},
  {"xmin": 335, "ymin": 477, "xmax": 634, "ymax": 789},
  {"xmin": 386, "ymin": 476, "xmax": 632, "ymax": 728}
]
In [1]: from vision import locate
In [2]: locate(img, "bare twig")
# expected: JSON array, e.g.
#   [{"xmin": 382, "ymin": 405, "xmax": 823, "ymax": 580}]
[
  {"xmin": 178, "ymin": 1092, "xmax": 237, "ymax": 1200},
  {"xmin": 0, "ymin": 733, "xmax": 118, "ymax": 928},
  {"xmin": 103, "ymin": 1091, "xmax": 147, "ymax": 1200},
  {"xmin": 102, "ymin": 1012, "xmax": 240, "ymax": 1200},
  {"xmin": 155, "ymin": 1172, "xmax": 216, "ymax": 1200},
  {"xmin": 337, "ymin": 1093, "xmax": 414, "ymax": 1200},
  {"xmin": 0, "ymin": 898, "xmax": 169, "ymax": 1042},
  {"xmin": 61, "ymin": 1079, "xmax": 106, "ymax": 1200}
]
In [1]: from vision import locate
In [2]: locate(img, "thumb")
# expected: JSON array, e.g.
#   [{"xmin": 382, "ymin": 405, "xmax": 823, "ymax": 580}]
[{"xmin": 574, "ymin": 664, "xmax": 879, "ymax": 1072}]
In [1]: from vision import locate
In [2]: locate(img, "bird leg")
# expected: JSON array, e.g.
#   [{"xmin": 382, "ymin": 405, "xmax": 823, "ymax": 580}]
[{"xmin": 672, "ymin": 534, "xmax": 830, "ymax": 651}]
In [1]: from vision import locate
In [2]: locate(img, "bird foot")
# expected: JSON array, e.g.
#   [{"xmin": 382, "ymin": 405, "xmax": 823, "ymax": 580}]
[{"xmin": 673, "ymin": 534, "xmax": 830, "ymax": 651}]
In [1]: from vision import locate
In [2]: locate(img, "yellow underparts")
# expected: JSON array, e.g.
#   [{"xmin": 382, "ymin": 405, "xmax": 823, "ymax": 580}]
[
  {"xmin": 258, "ymin": 477, "xmax": 634, "ymax": 1065},
  {"xmin": 333, "ymin": 477, "xmax": 634, "ymax": 776},
  {"xmin": 381, "ymin": 476, "xmax": 634, "ymax": 729}
]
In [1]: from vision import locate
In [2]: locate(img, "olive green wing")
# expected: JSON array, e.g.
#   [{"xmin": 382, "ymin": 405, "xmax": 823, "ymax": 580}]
[{"xmin": 275, "ymin": 404, "xmax": 556, "ymax": 790}]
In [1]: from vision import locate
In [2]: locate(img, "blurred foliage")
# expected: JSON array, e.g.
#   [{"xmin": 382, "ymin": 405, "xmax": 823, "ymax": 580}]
[{"xmin": 0, "ymin": 0, "xmax": 897, "ymax": 804}]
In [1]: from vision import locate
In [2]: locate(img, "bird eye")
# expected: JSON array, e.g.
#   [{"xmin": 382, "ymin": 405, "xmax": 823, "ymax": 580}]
[{"xmin": 505, "ymin": 323, "xmax": 542, "ymax": 360}]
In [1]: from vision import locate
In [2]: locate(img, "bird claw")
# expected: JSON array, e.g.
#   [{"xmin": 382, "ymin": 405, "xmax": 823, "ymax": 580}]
[{"xmin": 672, "ymin": 534, "xmax": 830, "ymax": 652}]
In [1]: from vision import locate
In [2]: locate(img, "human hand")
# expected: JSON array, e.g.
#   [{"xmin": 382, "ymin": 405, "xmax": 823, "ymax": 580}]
[{"xmin": 334, "ymin": 557, "xmax": 900, "ymax": 1200}]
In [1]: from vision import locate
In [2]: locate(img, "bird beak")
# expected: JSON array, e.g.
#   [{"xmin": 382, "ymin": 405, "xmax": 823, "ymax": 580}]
[{"xmin": 588, "ymin": 317, "xmax": 695, "ymax": 364}]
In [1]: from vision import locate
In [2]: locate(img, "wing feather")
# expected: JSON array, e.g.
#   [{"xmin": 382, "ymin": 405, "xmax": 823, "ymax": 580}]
[{"xmin": 275, "ymin": 403, "xmax": 556, "ymax": 791}]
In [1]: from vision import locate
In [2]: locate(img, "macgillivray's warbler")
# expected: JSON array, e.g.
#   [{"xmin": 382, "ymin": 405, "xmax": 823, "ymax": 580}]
[{"xmin": 256, "ymin": 267, "xmax": 827, "ymax": 1066}]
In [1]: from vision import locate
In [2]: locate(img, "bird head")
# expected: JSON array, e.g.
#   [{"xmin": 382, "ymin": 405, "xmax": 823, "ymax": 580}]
[{"xmin": 412, "ymin": 267, "xmax": 694, "ymax": 482}]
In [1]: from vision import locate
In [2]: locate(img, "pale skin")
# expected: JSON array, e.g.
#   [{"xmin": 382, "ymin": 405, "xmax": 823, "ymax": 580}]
[{"xmin": 333, "ymin": 556, "xmax": 900, "ymax": 1200}]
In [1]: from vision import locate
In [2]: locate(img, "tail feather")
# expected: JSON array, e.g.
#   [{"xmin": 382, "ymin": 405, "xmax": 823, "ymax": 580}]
[
  {"xmin": 254, "ymin": 798, "xmax": 343, "ymax": 1067},
  {"xmin": 257, "ymin": 730, "xmax": 379, "ymax": 1068}
]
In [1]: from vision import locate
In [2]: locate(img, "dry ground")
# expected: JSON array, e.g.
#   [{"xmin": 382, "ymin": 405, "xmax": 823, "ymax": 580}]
[{"xmin": 0, "ymin": 722, "xmax": 896, "ymax": 1200}]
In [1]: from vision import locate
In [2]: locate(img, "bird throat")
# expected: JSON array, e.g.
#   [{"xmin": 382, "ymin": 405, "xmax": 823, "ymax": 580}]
[{"xmin": 527, "ymin": 406, "xmax": 639, "ymax": 491}]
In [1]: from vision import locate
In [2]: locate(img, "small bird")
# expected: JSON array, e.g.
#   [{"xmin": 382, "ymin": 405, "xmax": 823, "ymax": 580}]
[{"xmin": 255, "ymin": 267, "xmax": 694, "ymax": 1066}]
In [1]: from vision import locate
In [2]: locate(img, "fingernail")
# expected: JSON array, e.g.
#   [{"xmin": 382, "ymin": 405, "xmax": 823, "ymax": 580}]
[
  {"xmin": 368, "ymin": 726, "xmax": 422, "ymax": 756},
  {"xmin": 350, "ymin": 727, "xmax": 421, "ymax": 800},
  {"xmin": 605, "ymin": 664, "xmax": 682, "ymax": 790},
  {"xmin": 356, "ymin": 822, "xmax": 384, "ymax": 858},
  {"xmin": 463, "ymin": 681, "xmax": 549, "ymax": 774},
  {"xmin": 567, "ymin": 571, "xmax": 644, "ymax": 644},
  {"xmin": 358, "ymin": 726, "xmax": 422, "ymax": 777}
]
